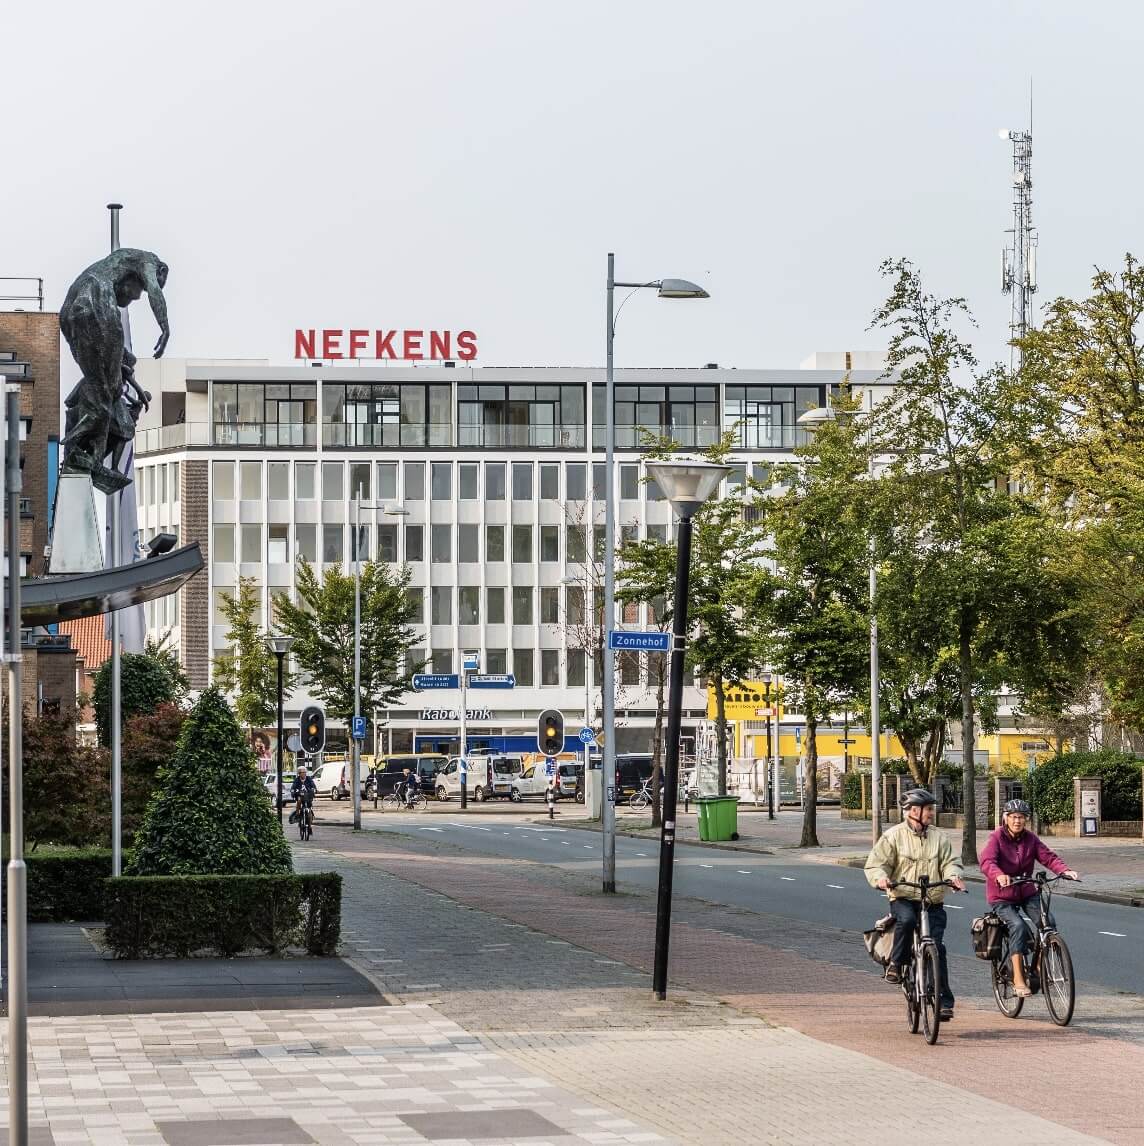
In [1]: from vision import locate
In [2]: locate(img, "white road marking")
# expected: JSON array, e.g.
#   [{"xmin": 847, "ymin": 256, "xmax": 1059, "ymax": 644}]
[
  {"xmin": 699, "ymin": 863, "xmax": 714, "ymax": 868},
  {"xmin": 417, "ymin": 826, "xmax": 444, "ymax": 832},
  {"xmin": 636, "ymin": 852, "xmax": 648, "ymax": 857},
  {"xmin": 583, "ymin": 845, "xmax": 594, "ymax": 849},
  {"xmin": 947, "ymin": 904, "xmax": 964, "ymax": 910},
  {"xmin": 737, "ymin": 870, "xmax": 752, "ymax": 875},
  {"xmin": 780, "ymin": 876, "xmax": 796, "ymax": 881},
  {"xmin": 827, "ymin": 884, "xmax": 845, "ymax": 889},
  {"xmin": 1099, "ymin": 931, "xmax": 1126, "ymax": 937}
]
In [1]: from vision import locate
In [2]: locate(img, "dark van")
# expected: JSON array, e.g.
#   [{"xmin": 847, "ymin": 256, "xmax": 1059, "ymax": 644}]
[
  {"xmin": 374, "ymin": 754, "xmax": 447, "ymax": 797},
  {"xmin": 614, "ymin": 753, "xmax": 654, "ymax": 798}
]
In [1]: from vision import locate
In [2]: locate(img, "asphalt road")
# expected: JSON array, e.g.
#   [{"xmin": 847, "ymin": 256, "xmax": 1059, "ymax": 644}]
[{"xmin": 357, "ymin": 814, "xmax": 1144, "ymax": 998}]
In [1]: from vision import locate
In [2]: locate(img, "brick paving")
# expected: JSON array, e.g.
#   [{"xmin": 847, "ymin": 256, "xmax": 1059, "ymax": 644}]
[{"xmin": 309, "ymin": 826, "xmax": 1144, "ymax": 1144}]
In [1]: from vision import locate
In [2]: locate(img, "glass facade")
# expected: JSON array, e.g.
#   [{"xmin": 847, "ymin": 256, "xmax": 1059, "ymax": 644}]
[{"xmin": 212, "ymin": 382, "xmax": 316, "ymax": 446}]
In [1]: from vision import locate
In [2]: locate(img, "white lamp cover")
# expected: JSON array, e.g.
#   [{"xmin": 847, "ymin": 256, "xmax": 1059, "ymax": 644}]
[
  {"xmin": 656, "ymin": 278, "xmax": 709, "ymax": 299},
  {"xmin": 265, "ymin": 633, "xmax": 295, "ymax": 656},
  {"xmin": 646, "ymin": 459, "xmax": 729, "ymax": 518},
  {"xmin": 796, "ymin": 405, "xmax": 836, "ymax": 429}
]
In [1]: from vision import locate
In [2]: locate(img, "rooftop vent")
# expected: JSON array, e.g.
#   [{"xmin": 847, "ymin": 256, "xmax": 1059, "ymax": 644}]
[{"xmin": 703, "ymin": 362, "xmax": 719, "ymax": 370}]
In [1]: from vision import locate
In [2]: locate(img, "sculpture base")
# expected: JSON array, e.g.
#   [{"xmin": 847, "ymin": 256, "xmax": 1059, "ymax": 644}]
[{"xmin": 48, "ymin": 472, "xmax": 104, "ymax": 573}]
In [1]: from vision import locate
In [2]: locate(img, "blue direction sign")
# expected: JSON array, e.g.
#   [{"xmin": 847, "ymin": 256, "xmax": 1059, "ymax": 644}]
[
  {"xmin": 608, "ymin": 630, "xmax": 671, "ymax": 653},
  {"xmin": 412, "ymin": 673, "xmax": 460, "ymax": 690},
  {"xmin": 351, "ymin": 715, "xmax": 366, "ymax": 741},
  {"xmin": 578, "ymin": 726, "xmax": 596, "ymax": 745},
  {"xmin": 468, "ymin": 673, "xmax": 516, "ymax": 689}
]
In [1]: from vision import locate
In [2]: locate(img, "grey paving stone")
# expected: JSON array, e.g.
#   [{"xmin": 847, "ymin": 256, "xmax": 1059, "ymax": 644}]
[
  {"xmin": 398, "ymin": 1108, "xmax": 570, "ymax": 1140},
  {"xmin": 157, "ymin": 1118, "xmax": 314, "ymax": 1145}
]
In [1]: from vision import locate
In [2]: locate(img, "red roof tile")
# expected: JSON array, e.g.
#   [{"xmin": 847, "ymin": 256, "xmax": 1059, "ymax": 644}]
[{"xmin": 59, "ymin": 615, "xmax": 112, "ymax": 671}]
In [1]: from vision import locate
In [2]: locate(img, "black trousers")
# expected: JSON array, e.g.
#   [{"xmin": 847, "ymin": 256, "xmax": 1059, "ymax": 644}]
[{"xmin": 890, "ymin": 898, "xmax": 954, "ymax": 1009}]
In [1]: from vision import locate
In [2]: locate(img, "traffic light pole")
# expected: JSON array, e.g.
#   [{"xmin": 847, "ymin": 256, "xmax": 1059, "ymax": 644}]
[{"xmin": 459, "ymin": 667, "xmax": 468, "ymax": 809}]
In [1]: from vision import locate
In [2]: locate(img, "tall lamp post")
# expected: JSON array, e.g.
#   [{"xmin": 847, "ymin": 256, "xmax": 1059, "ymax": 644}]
[
  {"xmin": 646, "ymin": 458, "xmax": 728, "ymax": 1001},
  {"xmin": 761, "ymin": 672, "xmax": 774, "ymax": 819},
  {"xmin": 602, "ymin": 254, "xmax": 709, "ymax": 894},
  {"xmin": 265, "ymin": 634, "xmax": 295, "ymax": 824},
  {"xmin": 797, "ymin": 399, "xmax": 882, "ymax": 842}
]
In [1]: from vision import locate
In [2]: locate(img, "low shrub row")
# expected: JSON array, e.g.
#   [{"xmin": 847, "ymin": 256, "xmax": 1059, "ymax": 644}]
[
  {"xmin": 104, "ymin": 872, "xmax": 341, "ymax": 958},
  {"xmin": 25, "ymin": 849, "xmax": 112, "ymax": 922},
  {"xmin": 1027, "ymin": 750, "xmax": 1142, "ymax": 824},
  {"xmin": 841, "ymin": 772, "xmax": 864, "ymax": 810}
]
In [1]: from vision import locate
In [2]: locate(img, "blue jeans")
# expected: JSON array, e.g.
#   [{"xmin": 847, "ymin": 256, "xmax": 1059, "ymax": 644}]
[
  {"xmin": 890, "ymin": 898, "xmax": 954, "ymax": 1009},
  {"xmin": 994, "ymin": 898, "xmax": 1042, "ymax": 957}
]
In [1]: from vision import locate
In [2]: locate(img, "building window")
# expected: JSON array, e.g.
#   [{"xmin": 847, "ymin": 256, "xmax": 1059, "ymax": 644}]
[
  {"xmin": 239, "ymin": 461, "xmax": 261, "ymax": 500},
  {"xmin": 540, "ymin": 525, "xmax": 559, "ymax": 563},
  {"xmin": 322, "ymin": 382, "xmax": 451, "ymax": 448},
  {"xmin": 377, "ymin": 524, "xmax": 397, "ymax": 562},
  {"xmin": 593, "ymin": 528, "xmax": 605, "ymax": 563},
  {"xmin": 432, "ymin": 647, "xmax": 453, "ymax": 675},
  {"xmin": 349, "ymin": 461, "xmax": 371, "ymax": 500},
  {"xmin": 485, "ymin": 462, "xmax": 506, "ymax": 500},
  {"xmin": 487, "ymin": 587, "xmax": 505, "ymax": 624},
  {"xmin": 622, "ymin": 599, "xmax": 639, "ymax": 623},
  {"xmin": 212, "ymin": 381, "xmax": 316, "ymax": 447},
  {"xmin": 540, "ymin": 463, "xmax": 559, "ymax": 500},
  {"xmin": 212, "ymin": 461, "xmax": 235, "ymax": 500},
  {"xmin": 566, "ymin": 463, "xmax": 586, "ymax": 500},
  {"xmin": 486, "ymin": 648, "xmax": 507, "ymax": 675},
  {"xmin": 296, "ymin": 462, "xmax": 316, "ymax": 500},
  {"xmin": 511, "ymin": 524, "xmax": 532, "ymax": 563},
  {"xmin": 541, "ymin": 649, "xmax": 560, "ymax": 686},
  {"xmin": 566, "ymin": 525, "xmax": 587, "ymax": 563},
  {"xmin": 322, "ymin": 461, "xmax": 344, "ymax": 501},
  {"xmin": 351, "ymin": 523, "xmax": 370, "ymax": 562},
  {"xmin": 512, "ymin": 587, "xmax": 533, "ymax": 625},
  {"xmin": 431, "ymin": 524, "xmax": 451, "ymax": 563},
  {"xmin": 406, "ymin": 647, "xmax": 426, "ymax": 679},
  {"xmin": 603, "ymin": 383, "xmax": 719, "ymax": 449},
  {"xmin": 513, "ymin": 647, "xmax": 534, "ymax": 686},
  {"xmin": 406, "ymin": 525, "xmax": 424, "ymax": 562},
  {"xmin": 619, "ymin": 651, "xmax": 641, "ymax": 685},
  {"xmin": 431, "ymin": 586, "xmax": 452, "ymax": 625},
  {"xmin": 322, "ymin": 524, "xmax": 343, "ymax": 563},
  {"xmin": 485, "ymin": 525, "xmax": 505, "ymax": 562},
  {"xmin": 724, "ymin": 384, "xmax": 824, "ymax": 450},
  {"xmin": 458, "ymin": 382, "xmax": 586, "ymax": 448},
  {"xmin": 458, "ymin": 524, "xmax": 479, "ymax": 563},
  {"xmin": 648, "ymin": 524, "xmax": 668, "ymax": 543},
  {"xmin": 376, "ymin": 462, "xmax": 398, "ymax": 501},
  {"xmin": 240, "ymin": 524, "xmax": 261, "ymax": 563},
  {"xmin": 621, "ymin": 525, "xmax": 638, "ymax": 546},
  {"xmin": 459, "ymin": 586, "xmax": 480, "ymax": 625},
  {"xmin": 213, "ymin": 586, "xmax": 235, "ymax": 624},
  {"xmin": 540, "ymin": 587, "xmax": 559, "ymax": 624},
  {"xmin": 405, "ymin": 462, "xmax": 425, "ymax": 501},
  {"xmin": 459, "ymin": 462, "xmax": 479, "ymax": 500},
  {"xmin": 593, "ymin": 462, "xmax": 606, "ymax": 500},
  {"xmin": 406, "ymin": 587, "xmax": 424, "ymax": 623},
  {"xmin": 268, "ymin": 462, "xmax": 289, "ymax": 500},
  {"xmin": 566, "ymin": 585, "xmax": 585, "ymax": 625},
  {"xmin": 296, "ymin": 524, "xmax": 317, "ymax": 562},
  {"xmin": 512, "ymin": 462, "xmax": 533, "ymax": 500},
  {"xmin": 431, "ymin": 461, "xmax": 452, "ymax": 500},
  {"xmin": 268, "ymin": 524, "xmax": 289, "ymax": 564},
  {"xmin": 567, "ymin": 648, "xmax": 586, "ymax": 688},
  {"xmin": 620, "ymin": 464, "xmax": 639, "ymax": 499}
]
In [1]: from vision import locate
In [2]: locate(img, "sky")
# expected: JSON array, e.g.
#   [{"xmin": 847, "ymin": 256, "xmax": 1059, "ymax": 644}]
[{"xmin": 5, "ymin": 1, "xmax": 1141, "ymax": 373}]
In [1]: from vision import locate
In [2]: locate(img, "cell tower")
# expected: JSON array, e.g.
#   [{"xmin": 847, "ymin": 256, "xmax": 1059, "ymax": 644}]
[{"xmin": 1000, "ymin": 124, "xmax": 1037, "ymax": 365}]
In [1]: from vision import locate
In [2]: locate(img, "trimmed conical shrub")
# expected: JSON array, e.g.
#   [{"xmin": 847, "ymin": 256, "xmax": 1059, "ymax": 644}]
[{"xmin": 131, "ymin": 686, "xmax": 292, "ymax": 875}]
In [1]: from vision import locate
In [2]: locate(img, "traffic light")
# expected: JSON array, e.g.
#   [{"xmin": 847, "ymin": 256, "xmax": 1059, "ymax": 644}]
[
  {"xmin": 300, "ymin": 705, "xmax": 326, "ymax": 754},
  {"xmin": 538, "ymin": 708, "xmax": 564, "ymax": 756}
]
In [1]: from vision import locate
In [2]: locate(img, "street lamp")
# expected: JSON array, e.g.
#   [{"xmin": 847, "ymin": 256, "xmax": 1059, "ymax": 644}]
[
  {"xmin": 646, "ymin": 458, "xmax": 728, "ymax": 1001},
  {"xmin": 264, "ymin": 633, "xmax": 295, "ymax": 825},
  {"xmin": 797, "ymin": 399, "xmax": 882, "ymax": 843},
  {"xmin": 761, "ymin": 671, "xmax": 774, "ymax": 819},
  {"xmin": 352, "ymin": 499, "xmax": 409, "ymax": 830},
  {"xmin": 602, "ymin": 253, "xmax": 709, "ymax": 895}
]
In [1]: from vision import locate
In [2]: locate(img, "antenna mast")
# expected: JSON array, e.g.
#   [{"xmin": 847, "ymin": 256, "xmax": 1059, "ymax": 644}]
[{"xmin": 1001, "ymin": 121, "xmax": 1037, "ymax": 365}]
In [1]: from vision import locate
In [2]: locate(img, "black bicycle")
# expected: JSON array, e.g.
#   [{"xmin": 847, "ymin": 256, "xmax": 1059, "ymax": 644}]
[
  {"xmin": 887, "ymin": 877, "xmax": 962, "ymax": 1045},
  {"xmin": 294, "ymin": 793, "xmax": 314, "ymax": 841},
  {"xmin": 989, "ymin": 872, "xmax": 1077, "ymax": 1026}
]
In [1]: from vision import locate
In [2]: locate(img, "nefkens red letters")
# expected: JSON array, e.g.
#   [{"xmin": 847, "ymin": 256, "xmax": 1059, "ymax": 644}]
[{"xmin": 294, "ymin": 329, "xmax": 478, "ymax": 361}]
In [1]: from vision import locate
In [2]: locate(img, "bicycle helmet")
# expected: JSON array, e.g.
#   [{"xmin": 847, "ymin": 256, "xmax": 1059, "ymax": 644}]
[
  {"xmin": 1002, "ymin": 798, "xmax": 1031, "ymax": 817},
  {"xmin": 900, "ymin": 788, "xmax": 936, "ymax": 810}
]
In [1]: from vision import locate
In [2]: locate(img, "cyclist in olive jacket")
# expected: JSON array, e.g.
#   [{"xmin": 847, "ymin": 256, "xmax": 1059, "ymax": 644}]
[{"xmin": 865, "ymin": 788, "xmax": 965, "ymax": 1019}]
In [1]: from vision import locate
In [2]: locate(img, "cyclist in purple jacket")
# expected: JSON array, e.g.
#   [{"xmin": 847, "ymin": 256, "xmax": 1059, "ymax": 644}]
[{"xmin": 979, "ymin": 799, "xmax": 1079, "ymax": 996}]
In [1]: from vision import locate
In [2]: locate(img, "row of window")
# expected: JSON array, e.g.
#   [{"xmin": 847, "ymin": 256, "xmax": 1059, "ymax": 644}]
[
  {"xmin": 212, "ymin": 518, "xmax": 673, "ymax": 566},
  {"xmin": 135, "ymin": 462, "xmax": 181, "ymax": 510}
]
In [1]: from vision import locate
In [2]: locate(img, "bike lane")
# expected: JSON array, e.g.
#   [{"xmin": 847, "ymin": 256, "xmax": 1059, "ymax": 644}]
[{"xmin": 316, "ymin": 828, "xmax": 1144, "ymax": 1145}]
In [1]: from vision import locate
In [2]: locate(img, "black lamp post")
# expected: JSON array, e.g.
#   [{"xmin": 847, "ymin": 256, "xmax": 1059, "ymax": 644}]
[
  {"xmin": 646, "ymin": 459, "xmax": 728, "ymax": 1001},
  {"xmin": 762, "ymin": 672, "xmax": 774, "ymax": 819},
  {"xmin": 265, "ymin": 634, "xmax": 295, "ymax": 824}
]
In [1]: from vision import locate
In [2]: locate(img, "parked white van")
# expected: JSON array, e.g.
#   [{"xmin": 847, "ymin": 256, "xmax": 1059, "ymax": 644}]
[
  {"xmin": 436, "ymin": 755, "xmax": 524, "ymax": 801},
  {"xmin": 311, "ymin": 756, "xmax": 371, "ymax": 801}
]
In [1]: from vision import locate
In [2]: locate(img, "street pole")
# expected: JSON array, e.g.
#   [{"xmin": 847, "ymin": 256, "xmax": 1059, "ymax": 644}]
[
  {"xmin": 773, "ymin": 675, "xmax": 781, "ymax": 818},
  {"xmin": 602, "ymin": 252, "xmax": 617, "ymax": 894},
  {"xmin": 652, "ymin": 511, "xmax": 694, "ymax": 1000},
  {"xmin": 275, "ymin": 650, "xmax": 285, "ymax": 824},
  {"xmin": 870, "ymin": 547, "xmax": 882, "ymax": 841},
  {"xmin": 459, "ymin": 663, "xmax": 468, "ymax": 806},
  {"xmin": 7, "ymin": 383, "xmax": 29, "ymax": 1146},
  {"xmin": 352, "ymin": 493, "xmax": 362, "ymax": 830},
  {"xmin": 765, "ymin": 680, "xmax": 774, "ymax": 820},
  {"xmin": 108, "ymin": 202, "xmax": 123, "ymax": 878}
]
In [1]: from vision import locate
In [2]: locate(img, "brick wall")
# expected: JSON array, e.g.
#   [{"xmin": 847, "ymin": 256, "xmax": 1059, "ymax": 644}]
[
  {"xmin": 181, "ymin": 459, "xmax": 209, "ymax": 688},
  {"xmin": 0, "ymin": 311, "xmax": 61, "ymax": 577},
  {"xmin": 0, "ymin": 643, "xmax": 79, "ymax": 724}
]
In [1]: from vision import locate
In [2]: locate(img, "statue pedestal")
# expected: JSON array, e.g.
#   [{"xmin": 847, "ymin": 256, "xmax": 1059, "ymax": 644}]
[{"xmin": 48, "ymin": 472, "xmax": 104, "ymax": 573}]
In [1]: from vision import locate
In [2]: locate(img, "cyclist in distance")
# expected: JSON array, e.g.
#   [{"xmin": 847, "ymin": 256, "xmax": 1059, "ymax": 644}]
[
  {"xmin": 291, "ymin": 764, "xmax": 317, "ymax": 818},
  {"xmin": 979, "ymin": 799, "xmax": 1079, "ymax": 997},
  {"xmin": 400, "ymin": 767, "xmax": 419, "ymax": 808},
  {"xmin": 865, "ymin": 788, "xmax": 965, "ymax": 1019}
]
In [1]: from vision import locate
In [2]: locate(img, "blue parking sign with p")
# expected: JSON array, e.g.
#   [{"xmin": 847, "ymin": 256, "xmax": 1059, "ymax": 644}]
[{"xmin": 352, "ymin": 715, "xmax": 366, "ymax": 741}]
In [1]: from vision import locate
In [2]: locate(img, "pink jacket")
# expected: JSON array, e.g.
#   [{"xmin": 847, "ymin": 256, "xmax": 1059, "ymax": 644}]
[{"xmin": 979, "ymin": 827, "xmax": 1069, "ymax": 904}]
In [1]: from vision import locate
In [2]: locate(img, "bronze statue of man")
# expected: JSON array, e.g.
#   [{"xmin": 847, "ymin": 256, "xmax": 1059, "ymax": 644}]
[{"xmin": 59, "ymin": 248, "xmax": 169, "ymax": 493}]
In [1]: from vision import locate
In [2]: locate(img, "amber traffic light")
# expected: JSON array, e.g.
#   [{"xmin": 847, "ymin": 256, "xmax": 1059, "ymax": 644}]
[
  {"xmin": 537, "ymin": 708, "xmax": 564, "ymax": 756},
  {"xmin": 300, "ymin": 704, "xmax": 326, "ymax": 754}
]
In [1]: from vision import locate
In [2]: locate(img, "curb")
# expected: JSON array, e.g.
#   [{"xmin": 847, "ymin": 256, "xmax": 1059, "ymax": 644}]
[
  {"xmin": 557, "ymin": 821, "xmax": 777, "ymax": 857},
  {"xmin": 836, "ymin": 857, "xmax": 1144, "ymax": 908}
]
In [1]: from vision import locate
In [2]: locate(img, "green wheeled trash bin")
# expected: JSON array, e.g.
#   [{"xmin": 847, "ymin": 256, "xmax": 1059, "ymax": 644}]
[{"xmin": 698, "ymin": 795, "xmax": 740, "ymax": 842}]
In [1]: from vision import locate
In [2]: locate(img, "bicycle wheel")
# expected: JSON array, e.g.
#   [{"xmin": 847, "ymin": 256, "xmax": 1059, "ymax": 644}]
[
  {"xmin": 1041, "ymin": 934, "xmax": 1075, "ymax": 1026},
  {"xmin": 920, "ymin": 944, "xmax": 942, "ymax": 1045},
  {"xmin": 904, "ymin": 961, "xmax": 920, "ymax": 1034},
  {"xmin": 991, "ymin": 956, "xmax": 1024, "ymax": 1018},
  {"xmin": 298, "ymin": 813, "xmax": 307, "ymax": 841},
  {"xmin": 381, "ymin": 793, "xmax": 400, "ymax": 811}
]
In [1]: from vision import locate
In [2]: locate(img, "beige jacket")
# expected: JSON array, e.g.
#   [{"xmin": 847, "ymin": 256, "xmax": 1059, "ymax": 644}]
[{"xmin": 864, "ymin": 820, "xmax": 963, "ymax": 904}]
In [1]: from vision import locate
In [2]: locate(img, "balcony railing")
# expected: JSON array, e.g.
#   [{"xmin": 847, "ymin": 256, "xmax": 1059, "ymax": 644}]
[
  {"xmin": 135, "ymin": 422, "xmax": 210, "ymax": 454},
  {"xmin": 214, "ymin": 422, "xmax": 317, "ymax": 448},
  {"xmin": 458, "ymin": 425, "xmax": 585, "ymax": 449},
  {"xmin": 594, "ymin": 424, "xmax": 722, "ymax": 450},
  {"xmin": 322, "ymin": 423, "xmax": 453, "ymax": 448}
]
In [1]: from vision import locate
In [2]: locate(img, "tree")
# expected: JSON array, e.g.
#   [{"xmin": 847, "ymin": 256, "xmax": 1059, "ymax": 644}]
[
  {"xmin": 122, "ymin": 703, "xmax": 187, "ymax": 845},
  {"xmin": 131, "ymin": 687, "xmax": 292, "ymax": 875},
  {"xmin": 213, "ymin": 576, "xmax": 285, "ymax": 732},
  {"xmin": 755, "ymin": 386, "xmax": 870, "ymax": 847},
  {"xmin": 274, "ymin": 558, "xmax": 422, "ymax": 724},
  {"xmin": 94, "ymin": 646, "xmax": 182, "ymax": 747}
]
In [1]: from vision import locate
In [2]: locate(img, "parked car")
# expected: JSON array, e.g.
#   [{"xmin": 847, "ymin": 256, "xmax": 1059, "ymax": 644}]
[
  {"xmin": 312, "ymin": 756, "xmax": 373, "ymax": 801},
  {"xmin": 374, "ymin": 754, "xmax": 448, "ymax": 799},
  {"xmin": 510, "ymin": 764, "xmax": 552, "ymax": 801},
  {"xmin": 264, "ymin": 768, "xmax": 297, "ymax": 808},
  {"xmin": 554, "ymin": 762, "xmax": 584, "ymax": 801}
]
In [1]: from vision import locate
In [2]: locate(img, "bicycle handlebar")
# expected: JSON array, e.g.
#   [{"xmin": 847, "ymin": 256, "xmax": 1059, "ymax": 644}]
[
  {"xmin": 886, "ymin": 878, "xmax": 966, "ymax": 892},
  {"xmin": 1007, "ymin": 872, "xmax": 1081, "ymax": 886}
]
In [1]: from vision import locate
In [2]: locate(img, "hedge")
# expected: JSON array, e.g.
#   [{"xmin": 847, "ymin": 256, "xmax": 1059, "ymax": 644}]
[
  {"xmin": 1027, "ymin": 749, "xmax": 1143, "ymax": 825},
  {"xmin": 104, "ymin": 872, "xmax": 341, "ymax": 958},
  {"xmin": 841, "ymin": 773, "xmax": 864, "ymax": 810},
  {"xmin": 22, "ymin": 849, "xmax": 113, "ymax": 922}
]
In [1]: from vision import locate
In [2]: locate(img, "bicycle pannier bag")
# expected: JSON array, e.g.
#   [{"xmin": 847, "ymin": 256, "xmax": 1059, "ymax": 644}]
[
  {"xmin": 970, "ymin": 912, "xmax": 1003, "ymax": 960},
  {"xmin": 863, "ymin": 912, "xmax": 895, "ymax": 967}
]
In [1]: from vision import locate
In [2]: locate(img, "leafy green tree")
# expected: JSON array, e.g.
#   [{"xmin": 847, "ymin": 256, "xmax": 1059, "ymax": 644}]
[
  {"xmin": 213, "ymin": 576, "xmax": 286, "ymax": 732},
  {"xmin": 755, "ymin": 386, "xmax": 870, "ymax": 846},
  {"xmin": 122, "ymin": 703, "xmax": 187, "ymax": 845},
  {"xmin": 131, "ymin": 687, "xmax": 291, "ymax": 875},
  {"xmin": 274, "ymin": 559, "xmax": 422, "ymax": 724},
  {"xmin": 94, "ymin": 647, "xmax": 182, "ymax": 747}
]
